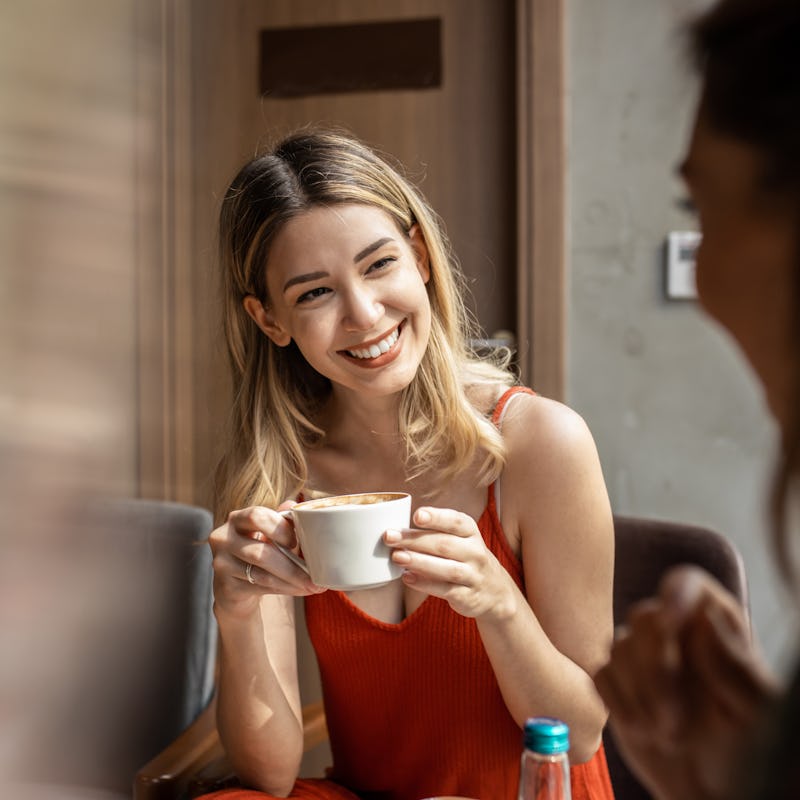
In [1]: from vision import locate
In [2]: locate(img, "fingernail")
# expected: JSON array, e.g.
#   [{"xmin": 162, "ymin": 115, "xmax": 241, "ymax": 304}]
[
  {"xmin": 385, "ymin": 529, "xmax": 401, "ymax": 543},
  {"xmin": 392, "ymin": 549, "xmax": 411, "ymax": 564},
  {"xmin": 415, "ymin": 509, "xmax": 431, "ymax": 525}
]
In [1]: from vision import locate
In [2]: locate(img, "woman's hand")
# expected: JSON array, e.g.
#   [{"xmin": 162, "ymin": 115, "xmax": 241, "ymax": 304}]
[
  {"xmin": 209, "ymin": 502, "xmax": 324, "ymax": 619},
  {"xmin": 594, "ymin": 565, "xmax": 779, "ymax": 800},
  {"xmin": 384, "ymin": 506, "xmax": 517, "ymax": 619}
]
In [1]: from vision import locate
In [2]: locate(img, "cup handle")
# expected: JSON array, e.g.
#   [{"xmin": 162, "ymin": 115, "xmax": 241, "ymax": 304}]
[{"xmin": 276, "ymin": 509, "xmax": 310, "ymax": 576}]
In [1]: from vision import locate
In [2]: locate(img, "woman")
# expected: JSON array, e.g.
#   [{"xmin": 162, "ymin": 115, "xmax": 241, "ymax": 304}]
[
  {"xmin": 594, "ymin": 0, "xmax": 800, "ymax": 797},
  {"xmin": 204, "ymin": 130, "xmax": 615, "ymax": 800}
]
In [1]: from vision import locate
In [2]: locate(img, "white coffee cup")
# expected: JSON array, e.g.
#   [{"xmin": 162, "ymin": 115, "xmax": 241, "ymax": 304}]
[{"xmin": 277, "ymin": 492, "xmax": 411, "ymax": 590}]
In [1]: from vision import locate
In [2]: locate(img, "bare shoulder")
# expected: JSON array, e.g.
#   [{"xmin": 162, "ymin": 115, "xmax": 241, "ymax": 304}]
[
  {"xmin": 501, "ymin": 392, "xmax": 597, "ymax": 461},
  {"xmin": 500, "ymin": 393, "xmax": 608, "ymax": 530}
]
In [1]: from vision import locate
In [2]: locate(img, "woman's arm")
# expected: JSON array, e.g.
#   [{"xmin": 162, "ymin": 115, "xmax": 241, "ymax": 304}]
[
  {"xmin": 480, "ymin": 394, "xmax": 614, "ymax": 761},
  {"xmin": 209, "ymin": 505, "xmax": 324, "ymax": 794},
  {"xmin": 386, "ymin": 394, "xmax": 614, "ymax": 762}
]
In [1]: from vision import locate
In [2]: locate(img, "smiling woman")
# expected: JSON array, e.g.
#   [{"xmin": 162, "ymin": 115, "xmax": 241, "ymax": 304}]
[
  {"xmin": 242, "ymin": 204, "xmax": 431, "ymax": 392},
  {"xmin": 204, "ymin": 129, "xmax": 615, "ymax": 800}
]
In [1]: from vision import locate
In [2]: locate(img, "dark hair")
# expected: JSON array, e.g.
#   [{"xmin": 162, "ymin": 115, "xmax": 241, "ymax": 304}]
[{"xmin": 691, "ymin": 0, "xmax": 800, "ymax": 583}]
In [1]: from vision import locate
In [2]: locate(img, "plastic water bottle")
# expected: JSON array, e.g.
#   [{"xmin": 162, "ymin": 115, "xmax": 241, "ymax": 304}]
[{"xmin": 518, "ymin": 717, "xmax": 572, "ymax": 800}]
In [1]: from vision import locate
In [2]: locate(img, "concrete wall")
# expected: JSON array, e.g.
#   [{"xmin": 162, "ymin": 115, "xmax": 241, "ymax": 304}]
[{"xmin": 567, "ymin": 0, "xmax": 796, "ymax": 670}]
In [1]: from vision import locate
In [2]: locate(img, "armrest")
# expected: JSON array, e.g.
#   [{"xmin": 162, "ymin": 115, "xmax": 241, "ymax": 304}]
[
  {"xmin": 301, "ymin": 701, "xmax": 327, "ymax": 751},
  {"xmin": 134, "ymin": 698, "xmax": 328, "ymax": 800},
  {"xmin": 134, "ymin": 696, "xmax": 226, "ymax": 800}
]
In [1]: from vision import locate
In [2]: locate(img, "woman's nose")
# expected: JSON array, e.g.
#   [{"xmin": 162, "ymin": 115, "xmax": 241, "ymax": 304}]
[{"xmin": 342, "ymin": 285, "xmax": 383, "ymax": 331}]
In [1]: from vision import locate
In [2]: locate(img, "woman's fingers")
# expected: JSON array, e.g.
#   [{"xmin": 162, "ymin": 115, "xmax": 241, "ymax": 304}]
[
  {"xmin": 385, "ymin": 512, "xmax": 483, "ymax": 588},
  {"xmin": 210, "ymin": 505, "xmax": 322, "ymax": 597},
  {"xmin": 384, "ymin": 507, "xmax": 514, "ymax": 618},
  {"xmin": 239, "ymin": 539, "xmax": 321, "ymax": 594},
  {"xmin": 226, "ymin": 506, "xmax": 297, "ymax": 548},
  {"xmin": 413, "ymin": 506, "xmax": 477, "ymax": 537},
  {"xmin": 385, "ymin": 507, "xmax": 480, "ymax": 559}
]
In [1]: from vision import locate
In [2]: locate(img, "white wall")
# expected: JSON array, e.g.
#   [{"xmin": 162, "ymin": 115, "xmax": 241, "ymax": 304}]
[{"xmin": 567, "ymin": 0, "xmax": 797, "ymax": 671}]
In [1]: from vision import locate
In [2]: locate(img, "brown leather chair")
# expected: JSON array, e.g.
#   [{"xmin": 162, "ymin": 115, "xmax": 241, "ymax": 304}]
[{"xmin": 604, "ymin": 515, "xmax": 749, "ymax": 800}]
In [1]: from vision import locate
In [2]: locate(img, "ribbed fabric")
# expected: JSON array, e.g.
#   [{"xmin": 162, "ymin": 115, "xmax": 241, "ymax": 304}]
[{"xmin": 201, "ymin": 387, "xmax": 614, "ymax": 800}]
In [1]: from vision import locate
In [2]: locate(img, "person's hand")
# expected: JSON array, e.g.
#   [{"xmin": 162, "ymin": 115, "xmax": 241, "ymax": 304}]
[
  {"xmin": 594, "ymin": 565, "xmax": 779, "ymax": 800},
  {"xmin": 384, "ymin": 506, "xmax": 516, "ymax": 619},
  {"xmin": 209, "ymin": 502, "xmax": 324, "ymax": 619}
]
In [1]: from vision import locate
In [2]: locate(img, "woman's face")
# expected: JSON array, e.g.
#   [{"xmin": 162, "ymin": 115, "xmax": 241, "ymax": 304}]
[
  {"xmin": 680, "ymin": 109, "xmax": 799, "ymax": 425},
  {"xmin": 245, "ymin": 203, "xmax": 432, "ymax": 400}
]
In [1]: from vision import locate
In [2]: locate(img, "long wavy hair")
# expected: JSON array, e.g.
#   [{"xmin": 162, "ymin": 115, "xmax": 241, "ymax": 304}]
[
  {"xmin": 691, "ymin": 0, "xmax": 800, "ymax": 584},
  {"xmin": 214, "ymin": 129, "xmax": 514, "ymax": 518}
]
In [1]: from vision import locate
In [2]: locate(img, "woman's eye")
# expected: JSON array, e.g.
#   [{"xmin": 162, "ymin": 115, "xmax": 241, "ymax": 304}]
[
  {"xmin": 367, "ymin": 256, "xmax": 396, "ymax": 274},
  {"xmin": 296, "ymin": 286, "xmax": 331, "ymax": 304}
]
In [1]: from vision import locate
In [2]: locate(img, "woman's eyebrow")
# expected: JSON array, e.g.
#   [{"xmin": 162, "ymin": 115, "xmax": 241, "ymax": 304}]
[
  {"xmin": 354, "ymin": 237, "xmax": 393, "ymax": 263},
  {"xmin": 283, "ymin": 270, "xmax": 329, "ymax": 293},
  {"xmin": 281, "ymin": 237, "xmax": 395, "ymax": 293}
]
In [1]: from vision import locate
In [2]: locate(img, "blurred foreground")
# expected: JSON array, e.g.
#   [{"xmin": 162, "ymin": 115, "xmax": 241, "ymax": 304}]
[{"xmin": 1, "ymin": 2, "xmax": 162, "ymax": 795}]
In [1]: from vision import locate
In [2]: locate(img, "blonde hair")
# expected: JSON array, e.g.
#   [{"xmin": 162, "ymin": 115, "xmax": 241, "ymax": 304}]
[{"xmin": 214, "ymin": 129, "xmax": 514, "ymax": 518}]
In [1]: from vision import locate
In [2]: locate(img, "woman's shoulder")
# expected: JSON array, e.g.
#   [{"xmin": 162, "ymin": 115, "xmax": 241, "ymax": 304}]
[
  {"xmin": 500, "ymin": 395, "xmax": 609, "ymax": 548},
  {"xmin": 500, "ymin": 392, "xmax": 599, "ymax": 470},
  {"xmin": 466, "ymin": 381, "xmax": 591, "ymax": 436}
]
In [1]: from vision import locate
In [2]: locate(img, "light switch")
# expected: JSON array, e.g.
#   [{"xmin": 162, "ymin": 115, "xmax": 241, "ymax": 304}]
[{"xmin": 665, "ymin": 231, "xmax": 701, "ymax": 300}]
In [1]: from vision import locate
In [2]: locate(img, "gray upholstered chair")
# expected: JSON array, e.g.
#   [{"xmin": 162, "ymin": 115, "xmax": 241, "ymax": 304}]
[
  {"xmin": 605, "ymin": 515, "xmax": 749, "ymax": 800},
  {"xmin": 23, "ymin": 498, "xmax": 218, "ymax": 799}
]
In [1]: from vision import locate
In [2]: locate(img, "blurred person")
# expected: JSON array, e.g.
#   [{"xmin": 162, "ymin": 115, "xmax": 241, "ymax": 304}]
[
  {"xmin": 202, "ymin": 129, "xmax": 616, "ymax": 800},
  {"xmin": 594, "ymin": 0, "xmax": 800, "ymax": 798}
]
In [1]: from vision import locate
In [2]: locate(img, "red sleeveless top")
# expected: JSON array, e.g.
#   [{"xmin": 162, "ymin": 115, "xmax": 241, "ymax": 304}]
[
  {"xmin": 303, "ymin": 387, "xmax": 614, "ymax": 800},
  {"xmin": 201, "ymin": 388, "xmax": 614, "ymax": 800}
]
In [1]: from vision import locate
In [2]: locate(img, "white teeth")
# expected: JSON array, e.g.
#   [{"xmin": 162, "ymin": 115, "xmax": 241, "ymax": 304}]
[{"xmin": 346, "ymin": 328, "xmax": 399, "ymax": 359}]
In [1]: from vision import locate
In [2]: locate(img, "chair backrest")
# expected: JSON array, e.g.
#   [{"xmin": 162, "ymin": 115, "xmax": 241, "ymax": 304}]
[
  {"xmin": 32, "ymin": 498, "xmax": 217, "ymax": 797},
  {"xmin": 604, "ymin": 515, "xmax": 749, "ymax": 800}
]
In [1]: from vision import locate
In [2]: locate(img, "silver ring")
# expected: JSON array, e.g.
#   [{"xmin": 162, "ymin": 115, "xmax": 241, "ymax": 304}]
[{"xmin": 245, "ymin": 562, "xmax": 256, "ymax": 585}]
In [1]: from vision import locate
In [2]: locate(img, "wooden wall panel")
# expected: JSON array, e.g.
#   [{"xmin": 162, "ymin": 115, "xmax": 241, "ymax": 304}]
[{"xmin": 516, "ymin": 0, "xmax": 566, "ymax": 399}]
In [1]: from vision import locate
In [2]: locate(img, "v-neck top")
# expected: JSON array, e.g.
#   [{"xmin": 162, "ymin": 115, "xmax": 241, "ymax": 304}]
[{"xmin": 303, "ymin": 387, "xmax": 614, "ymax": 800}]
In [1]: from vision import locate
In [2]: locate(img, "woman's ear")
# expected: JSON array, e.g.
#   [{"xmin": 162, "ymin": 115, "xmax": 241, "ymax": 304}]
[
  {"xmin": 243, "ymin": 295, "xmax": 291, "ymax": 347},
  {"xmin": 408, "ymin": 224, "xmax": 431, "ymax": 284}
]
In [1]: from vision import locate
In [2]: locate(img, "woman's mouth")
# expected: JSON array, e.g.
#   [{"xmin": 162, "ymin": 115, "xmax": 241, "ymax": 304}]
[{"xmin": 343, "ymin": 324, "xmax": 401, "ymax": 360}]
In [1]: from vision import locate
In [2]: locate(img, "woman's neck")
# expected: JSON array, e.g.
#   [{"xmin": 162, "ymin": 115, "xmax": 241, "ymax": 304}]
[
  {"xmin": 304, "ymin": 388, "xmax": 411, "ymax": 497},
  {"xmin": 320, "ymin": 387, "xmax": 405, "ymax": 445}
]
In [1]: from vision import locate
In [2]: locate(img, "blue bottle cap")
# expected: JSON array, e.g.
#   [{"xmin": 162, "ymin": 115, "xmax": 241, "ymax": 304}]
[{"xmin": 523, "ymin": 717, "xmax": 570, "ymax": 755}]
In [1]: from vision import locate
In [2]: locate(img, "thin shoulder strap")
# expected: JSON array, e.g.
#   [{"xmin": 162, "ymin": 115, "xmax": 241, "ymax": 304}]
[
  {"xmin": 491, "ymin": 386, "xmax": 536, "ymax": 428},
  {"xmin": 488, "ymin": 385, "xmax": 535, "ymax": 526}
]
